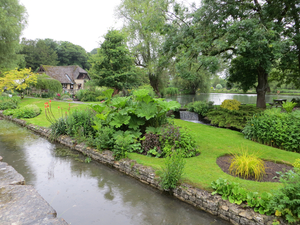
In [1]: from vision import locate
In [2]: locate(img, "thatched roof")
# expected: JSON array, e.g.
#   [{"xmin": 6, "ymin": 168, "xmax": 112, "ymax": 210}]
[{"xmin": 37, "ymin": 65, "xmax": 90, "ymax": 84}]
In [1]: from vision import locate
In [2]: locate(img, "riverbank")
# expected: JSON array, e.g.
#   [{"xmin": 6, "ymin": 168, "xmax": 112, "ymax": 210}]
[
  {"xmin": 0, "ymin": 155, "xmax": 68, "ymax": 224},
  {"xmin": 0, "ymin": 111, "xmax": 288, "ymax": 225}
]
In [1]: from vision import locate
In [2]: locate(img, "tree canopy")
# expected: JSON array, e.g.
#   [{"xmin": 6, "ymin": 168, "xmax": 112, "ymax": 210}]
[
  {"xmin": 0, "ymin": 68, "xmax": 37, "ymax": 98},
  {"xmin": 56, "ymin": 41, "xmax": 90, "ymax": 69},
  {"xmin": 20, "ymin": 38, "xmax": 58, "ymax": 71},
  {"xmin": 163, "ymin": 0, "xmax": 298, "ymax": 108},
  {"xmin": 0, "ymin": 0, "xmax": 27, "ymax": 72},
  {"xmin": 117, "ymin": 0, "xmax": 173, "ymax": 96},
  {"xmin": 89, "ymin": 29, "xmax": 138, "ymax": 93},
  {"xmin": 19, "ymin": 38, "xmax": 90, "ymax": 70}
]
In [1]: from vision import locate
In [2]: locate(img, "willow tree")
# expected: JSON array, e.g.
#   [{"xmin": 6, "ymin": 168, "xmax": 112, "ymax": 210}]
[
  {"xmin": 0, "ymin": 0, "xmax": 27, "ymax": 72},
  {"xmin": 117, "ymin": 0, "xmax": 174, "ymax": 96}
]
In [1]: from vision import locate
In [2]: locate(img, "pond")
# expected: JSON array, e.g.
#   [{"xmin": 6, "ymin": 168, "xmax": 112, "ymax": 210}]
[
  {"xmin": 0, "ymin": 120, "xmax": 229, "ymax": 225},
  {"xmin": 166, "ymin": 93, "xmax": 297, "ymax": 106}
]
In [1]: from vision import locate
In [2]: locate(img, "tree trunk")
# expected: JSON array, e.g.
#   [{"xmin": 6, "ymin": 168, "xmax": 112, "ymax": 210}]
[
  {"xmin": 256, "ymin": 67, "xmax": 268, "ymax": 108},
  {"xmin": 149, "ymin": 73, "xmax": 161, "ymax": 97},
  {"xmin": 112, "ymin": 88, "xmax": 119, "ymax": 96}
]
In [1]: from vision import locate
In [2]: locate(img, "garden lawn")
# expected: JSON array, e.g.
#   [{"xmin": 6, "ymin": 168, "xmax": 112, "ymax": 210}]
[
  {"xmin": 19, "ymin": 97, "xmax": 90, "ymax": 127},
  {"xmin": 129, "ymin": 119, "xmax": 299, "ymax": 194}
]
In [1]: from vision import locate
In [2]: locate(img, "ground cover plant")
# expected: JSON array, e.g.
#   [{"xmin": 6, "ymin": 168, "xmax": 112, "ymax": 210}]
[{"xmin": 206, "ymin": 104, "xmax": 263, "ymax": 130}]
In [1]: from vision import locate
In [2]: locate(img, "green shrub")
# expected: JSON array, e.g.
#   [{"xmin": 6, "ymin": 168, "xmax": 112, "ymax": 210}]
[
  {"xmin": 141, "ymin": 132, "xmax": 162, "ymax": 157},
  {"xmin": 206, "ymin": 105, "xmax": 262, "ymax": 130},
  {"xmin": 282, "ymin": 101, "xmax": 297, "ymax": 113},
  {"xmin": 93, "ymin": 125, "xmax": 115, "ymax": 150},
  {"xmin": 243, "ymin": 109, "xmax": 300, "ymax": 152},
  {"xmin": 229, "ymin": 150, "xmax": 265, "ymax": 181},
  {"xmin": 5, "ymin": 104, "xmax": 41, "ymax": 119},
  {"xmin": 41, "ymin": 92, "xmax": 53, "ymax": 98},
  {"xmin": 0, "ymin": 96, "xmax": 20, "ymax": 110},
  {"xmin": 220, "ymin": 99, "xmax": 241, "ymax": 111},
  {"xmin": 49, "ymin": 109, "xmax": 96, "ymax": 138},
  {"xmin": 76, "ymin": 88, "xmax": 109, "ymax": 102},
  {"xmin": 112, "ymin": 130, "xmax": 142, "ymax": 160},
  {"xmin": 159, "ymin": 123, "xmax": 199, "ymax": 158},
  {"xmin": 186, "ymin": 101, "xmax": 214, "ymax": 117},
  {"xmin": 291, "ymin": 97, "xmax": 300, "ymax": 107},
  {"xmin": 165, "ymin": 87, "xmax": 179, "ymax": 96},
  {"xmin": 50, "ymin": 117, "xmax": 67, "ymax": 137},
  {"xmin": 216, "ymin": 84, "xmax": 222, "ymax": 89},
  {"xmin": 160, "ymin": 151, "xmax": 186, "ymax": 190},
  {"xmin": 269, "ymin": 169, "xmax": 300, "ymax": 224},
  {"xmin": 65, "ymin": 109, "xmax": 96, "ymax": 137},
  {"xmin": 293, "ymin": 159, "xmax": 300, "ymax": 169}
]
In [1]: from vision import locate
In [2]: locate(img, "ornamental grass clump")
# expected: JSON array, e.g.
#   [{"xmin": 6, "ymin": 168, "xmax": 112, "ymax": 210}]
[{"xmin": 229, "ymin": 149, "xmax": 266, "ymax": 181}]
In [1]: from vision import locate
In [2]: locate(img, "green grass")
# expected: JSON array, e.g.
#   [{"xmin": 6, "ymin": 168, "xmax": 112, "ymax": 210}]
[
  {"xmin": 18, "ymin": 97, "xmax": 90, "ymax": 127},
  {"xmin": 12, "ymin": 97, "xmax": 300, "ymax": 194},
  {"xmin": 128, "ymin": 119, "xmax": 298, "ymax": 194}
]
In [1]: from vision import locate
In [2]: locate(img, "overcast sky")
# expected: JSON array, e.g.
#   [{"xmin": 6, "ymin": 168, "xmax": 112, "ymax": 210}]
[
  {"xmin": 19, "ymin": 0, "xmax": 196, "ymax": 53},
  {"xmin": 19, "ymin": 0, "xmax": 122, "ymax": 52}
]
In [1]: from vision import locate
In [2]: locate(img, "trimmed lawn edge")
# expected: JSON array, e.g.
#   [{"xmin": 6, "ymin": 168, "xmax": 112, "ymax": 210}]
[{"xmin": 0, "ymin": 112, "xmax": 288, "ymax": 225}]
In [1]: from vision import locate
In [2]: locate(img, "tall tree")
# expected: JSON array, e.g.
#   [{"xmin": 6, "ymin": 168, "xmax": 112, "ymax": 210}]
[
  {"xmin": 165, "ymin": 0, "xmax": 295, "ymax": 108},
  {"xmin": 20, "ymin": 38, "xmax": 58, "ymax": 70},
  {"xmin": 266, "ymin": 0, "xmax": 300, "ymax": 88},
  {"xmin": 56, "ymin": 41, "xmax": 90, "ymax": 69},
  {"xmin": 0, "ymin": 0, "xmax": 27, "ymax": 72},
  {"xmin": 89, "ymin": 29, "xmax": 138, "ymax": 93},
  {"xmin": 162, "ymin": 2, "xmax": 219, "ymax": 95},
  {"xmin": 117, "ymin": 0, "xmax": 172, "ymax": 96}
]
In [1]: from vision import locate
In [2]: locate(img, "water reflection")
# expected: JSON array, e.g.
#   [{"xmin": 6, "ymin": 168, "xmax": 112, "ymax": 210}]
[
  {"xmin": 0, "ymin": 120, "xmax": 229, "ymax": 225},
  {"xmin": 167, "ymin": 93, "xmax": 296, "ymax": 106}
]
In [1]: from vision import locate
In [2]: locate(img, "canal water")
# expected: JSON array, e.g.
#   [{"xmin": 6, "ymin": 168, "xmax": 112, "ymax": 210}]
[
  {"xmin": 0, "ymin": 120, "xmax": 229, "ymax": 225},
  {"xmin": 167, "ymin": 93, "xmax": 296, "ymax": 106}
]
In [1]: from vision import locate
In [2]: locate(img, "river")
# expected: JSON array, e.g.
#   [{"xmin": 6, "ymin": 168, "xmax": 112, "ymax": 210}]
[
  {"xmin": 166, "ymin": 93, "xmax": 297, "ymax": 106},
  {"xmin": 0, "ymin": 120, "xmax": 229, "ymax": 225}
]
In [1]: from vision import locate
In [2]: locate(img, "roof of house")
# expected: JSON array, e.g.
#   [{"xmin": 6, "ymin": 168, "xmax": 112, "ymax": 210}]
[{"xmin": 38, "ymin": 65, "xmax": 90, "ymax": 84}]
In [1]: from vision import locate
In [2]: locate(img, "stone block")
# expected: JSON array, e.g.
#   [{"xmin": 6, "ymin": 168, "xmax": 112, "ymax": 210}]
[
  {"xmin": 0, "ymin": 162, "xmax": 25, "ymax": 187},
  {"xmin": 0, "ymin": 185, "xmax": 68, "ymax": 225}
]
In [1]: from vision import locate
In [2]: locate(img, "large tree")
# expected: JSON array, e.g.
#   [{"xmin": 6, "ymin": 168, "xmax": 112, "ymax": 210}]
[
  {"xmin": 20, "ymin": 38, "xmax": 58, "ymax": 71},
  {"xmin": 89, "ymin": 29, "xmax": 138, "ymax": 93},
  {"xmin": 117, "ymin": 0, "xmax": 173, "ymax": 96},
  {"xmin": 165, "ymin": 0, "xmax": 295, "ymax": 108},
  {"xmin": 266, "ymin": 0, "xmax": 300, "ymax": 88},
  {"xmin": 0, "ymin": 0, "xmax": 27, "ymax": 72},
  {"xmin": 56, "ymin": 41, "xmax": 90, "ymax": 69}
]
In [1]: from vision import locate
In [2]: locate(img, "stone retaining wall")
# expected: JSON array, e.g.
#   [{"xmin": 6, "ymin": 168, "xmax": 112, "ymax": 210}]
[{"xmin": 0, "ymin": 112, "xmax": 287, "ymax": 225}]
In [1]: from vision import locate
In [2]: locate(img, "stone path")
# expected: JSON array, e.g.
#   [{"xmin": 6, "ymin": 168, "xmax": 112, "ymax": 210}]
[{"xmin": 0, "ymin": 157, "xmax": 68, "ymax": 225}]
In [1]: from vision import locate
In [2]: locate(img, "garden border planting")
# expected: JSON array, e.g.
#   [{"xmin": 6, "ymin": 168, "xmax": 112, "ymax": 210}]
[{"xmin": 0, "ymin": 111, "xmax": 288, "ymax": 225}]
